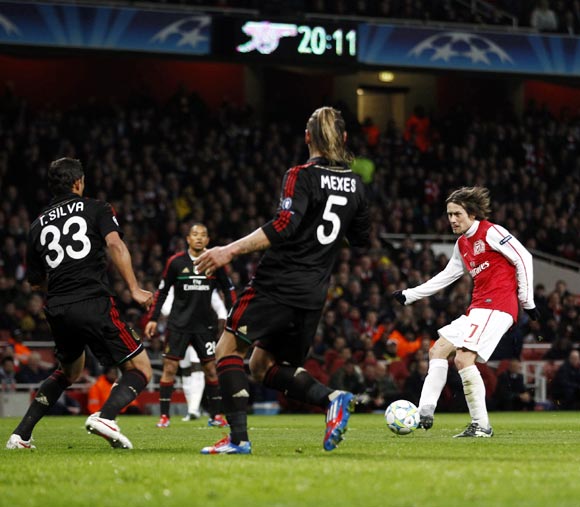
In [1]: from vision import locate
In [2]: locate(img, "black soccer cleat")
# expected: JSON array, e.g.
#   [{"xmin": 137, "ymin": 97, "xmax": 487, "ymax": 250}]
[
  {"xmin": 453, "ymin": 422, "xmax": 494, "ymax": 438},
  {"xmin": 419, "ymin": 414, "xmax": 434, "ymax": 430},
  {"xmin": 418, "ymin": 404, "xmax": 435, "ymax": 430}
]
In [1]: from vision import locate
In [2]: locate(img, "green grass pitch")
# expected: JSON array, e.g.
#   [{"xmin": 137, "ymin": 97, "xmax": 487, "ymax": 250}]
[{"xmin": 2, "ymin": 412, "xmax": 580, "ymax": 507}]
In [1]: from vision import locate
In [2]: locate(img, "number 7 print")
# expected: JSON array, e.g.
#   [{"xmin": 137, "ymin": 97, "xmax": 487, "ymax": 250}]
[{"xmin": 466, "ymin": 323, "xmax": 479, "ymax": 343}]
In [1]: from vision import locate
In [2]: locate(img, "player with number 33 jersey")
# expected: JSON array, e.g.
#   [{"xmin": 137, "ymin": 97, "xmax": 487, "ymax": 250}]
[
  {"xmin": 7, "ymin": 157, "xmax": 152, "ymax": 451},
  {"xmin": 28, "ymin": 192, "xmax": 122, "ymax": 306}
]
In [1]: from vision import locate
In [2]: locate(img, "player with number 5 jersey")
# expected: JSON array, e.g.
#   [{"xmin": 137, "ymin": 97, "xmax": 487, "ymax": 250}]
[
  {"xmin": 194, "ymin": 106, "xmax": 369, "ymax": 455},
  {"xmin": 6, "ymin": 157, "xmax": 153, "ymax": 451},
  {"xmin": 250, "ymin": 156, "xmax": 368, "ymax": 309}
]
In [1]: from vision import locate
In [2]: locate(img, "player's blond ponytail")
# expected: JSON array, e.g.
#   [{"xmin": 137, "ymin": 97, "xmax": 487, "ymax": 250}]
[{"xmin": 307, "ymin": 107, "xmax": 354, "ymax": 166}]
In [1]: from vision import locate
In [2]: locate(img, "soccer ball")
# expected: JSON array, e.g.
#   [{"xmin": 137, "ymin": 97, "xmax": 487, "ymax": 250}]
[{"xmin": 384, "ymin": 399, "xmax": 420, "ymax": 435}]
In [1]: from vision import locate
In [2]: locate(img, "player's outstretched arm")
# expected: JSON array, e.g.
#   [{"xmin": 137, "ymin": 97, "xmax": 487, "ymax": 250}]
[
  {"xmin": 401, "ymin": 243, "xmax": 465, "ymax": 304},
  {"xmin": 195, "ymin": 228, "xmax": 271, "ymax": 275},
  {"xmin": 105, "ymin": 231, "xmax": 153, "ymax": 310}
]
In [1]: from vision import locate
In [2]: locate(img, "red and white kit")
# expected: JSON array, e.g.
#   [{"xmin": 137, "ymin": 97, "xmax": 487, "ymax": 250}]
[{"xmin": 403, "ymin": 220, "xmax": 535, "ymax": 361}]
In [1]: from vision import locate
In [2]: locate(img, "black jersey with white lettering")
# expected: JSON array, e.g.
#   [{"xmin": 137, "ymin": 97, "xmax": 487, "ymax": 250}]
[
  {"xmin": 257, "ymin": 157, "xmax": 370, "ymax": 309},
  {"xmin": 149, "ymin": 251, "xmax": 236, "ymax": 333},
  {"xmin": 27, "ymin": 192, "xmax": 121, "ymax": 306}
]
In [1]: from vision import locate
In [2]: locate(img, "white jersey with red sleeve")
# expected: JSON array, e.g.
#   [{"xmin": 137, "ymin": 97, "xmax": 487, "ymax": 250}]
[{"xmin": 402, "ymin": 220, "xmax": 534, "ymax": 322}]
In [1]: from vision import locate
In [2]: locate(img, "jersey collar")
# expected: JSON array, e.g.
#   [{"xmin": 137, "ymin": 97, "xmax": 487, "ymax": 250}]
[
  {"xmin": 464, "ymin": 220, "xmax": 480, "ymax": 238},
  {"xmin": 49, "ymin": 192, "xmax": 79, "ymax": 205},
  {"xmin": 307, "ymin": 156, "xmax": 348, "ymax": 169}
]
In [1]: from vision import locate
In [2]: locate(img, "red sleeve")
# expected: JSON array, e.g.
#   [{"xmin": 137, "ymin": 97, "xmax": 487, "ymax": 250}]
[{"xmin": 262, "ymin": 165, "xmax": 311, "ymax": 245}]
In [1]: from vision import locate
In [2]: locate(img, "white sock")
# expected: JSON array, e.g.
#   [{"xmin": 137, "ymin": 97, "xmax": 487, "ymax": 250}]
[
  {"xmin": 419, "ymin": 358, "xmax": 448, "ymax": 409},
  {"xmin": 182, "ymin": 371, "xmax": 205, "ymax": 417},
  {"xmin": 458, "ymin": 365, "xmax": 489, "ymax": 428}
]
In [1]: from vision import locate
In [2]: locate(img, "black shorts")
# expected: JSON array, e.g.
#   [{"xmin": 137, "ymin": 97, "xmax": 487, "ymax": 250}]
[
  {"xmin": 162, "ymin": 330, "xmax": 216, "ymax": 363},
  {"xmin": 227, "ymin": 287, "xmax": 321, "ymax": 367},
  {"xmin": 45, "ymin": 296, "xmax": 143, "ymax": 368}
]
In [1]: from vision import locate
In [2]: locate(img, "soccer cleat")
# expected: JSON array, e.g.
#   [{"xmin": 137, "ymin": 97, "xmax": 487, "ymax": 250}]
[
  {"xmin": 200, "ymin": 435, "xmax": 251, "ymax": 455},
  {"xmin": 156, "ymin": 414, "xmax": 170, "ymax": 428},
  {"xmin": 6, "ymin": 434, "xmax": 36, "ymax": 450},
  {"xmin": 208, "ymin": 414, "xmax": 229, "ymax": 428},
  {"xmin": 182, "ymin": 413, "xmax": 200, "ymax": 422},
  {"xmin": 453, "ymin": 422, "xmax": 494, "ymax": 438},
  {"xmin": 418, "ymin": 404, "xmax": 435, "ymax": 430},
  {"xmin": 85, "ymin": 413, "xmax": 133, "ymax": 449},
  {"xmin": 323, "ymin": 391, "xmax": 355, "ymax": 451}
]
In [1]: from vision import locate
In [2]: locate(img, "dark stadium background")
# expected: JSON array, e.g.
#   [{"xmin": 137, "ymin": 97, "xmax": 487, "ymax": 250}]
[{"xmin": 1, "ymin": 0, "xmax": 580, "ymax": 417}]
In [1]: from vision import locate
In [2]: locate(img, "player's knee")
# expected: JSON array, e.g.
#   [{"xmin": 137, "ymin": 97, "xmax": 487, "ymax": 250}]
[
  {"xmin": 429, "ymin": 345, "xmax": 447, "ymax": 361},
  {"xmin": 129, "ymin": 359, "xmax": 152, "ymax": 382},
  {"xmin": 202, "ymin": 362, "xmax": 218, "ymax": 381},
  {"xmin": 215, "ymin": 331, "xmax": 243, "ymax": 360},
  {"xmin": 430, "ymin": 337, "xmax": 454, "ymax": 361},
  {"xmin": 140, "ymin": 363, "xmax": 153, "ymax": 382},
  {"xmin": 164, "ymin": 361, "xmax": 179, "ymax": 377},
  {"xmin": 124, "ymin": 350, "xmax": 154, "ymax": 382},
  {"xmin": 248, "ymin": 357, "xmax": 271, "ymax": 383},
  {"xmin": 249, "ymin": 365, "xmax": 267, "ymax": 383},
  {"xmin": 454, "ymin": 352, "xmax": 475, "ymax": 371}
]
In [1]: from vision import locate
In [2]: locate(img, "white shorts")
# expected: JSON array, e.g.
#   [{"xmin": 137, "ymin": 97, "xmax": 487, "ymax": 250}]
[
  {"xmin": 179, "ymin": 345, "xmax": 201, "ymax": 369},
  {"xmin": 437, "ymin": 308, "xmax": 513, "ymax": 362}
]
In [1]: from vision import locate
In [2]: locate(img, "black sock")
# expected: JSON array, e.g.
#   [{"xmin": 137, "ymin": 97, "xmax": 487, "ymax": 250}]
[
  {"xmin": 157, "ymin": 381, "xmax": 174, "ymax": 418},
  {"xmin": 14, "ymin": 370, "xmax": 71, "ymax": 440},
  {"xmin": 217, "ymin": 355, "xmax": 249, "ymax": 444},
  {"xmin": 100, "ymin": 369, "xmax": 148, "ymax": 420},
  {"xmin": 263, "ymin": 364, "xmax": 333, "ymax": 408},
  {"xmin": 204, "ymin": 379, "xmax": 222, "ymax": 418}
]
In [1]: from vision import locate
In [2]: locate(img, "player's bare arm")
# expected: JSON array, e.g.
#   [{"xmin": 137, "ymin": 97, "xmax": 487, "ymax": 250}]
[
  {"xmin": 105, "ymin": 231, "xmax": 153, "ymax": 310},
  {"xmin": 195, "ymin": 228, "xmax": 271, "ymax": 274}
]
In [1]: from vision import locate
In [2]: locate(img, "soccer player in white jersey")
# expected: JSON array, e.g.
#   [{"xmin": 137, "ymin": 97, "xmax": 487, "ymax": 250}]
[{"xmin": 393, "ymin": 186, "xmax": 540, "ymax": 437}]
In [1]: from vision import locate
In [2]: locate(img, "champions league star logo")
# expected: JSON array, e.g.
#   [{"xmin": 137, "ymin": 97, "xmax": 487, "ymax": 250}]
[
  {"xmin": 408, "ymin": 32, "xmax": 513, "ymax": 65},
  {"xmin": 151, "ymin": 16, "xmax": 209, "ymax": 48},
  {"xmin": 0, "ymin": 13, "xmax": 20, "ymax": 36}
]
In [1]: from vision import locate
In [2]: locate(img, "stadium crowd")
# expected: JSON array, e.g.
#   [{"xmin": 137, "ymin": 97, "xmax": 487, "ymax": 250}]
[
  {"xmin": 1, "ymin": 84, "xmax": 579, "ymax": 412},
  {"xmin": 146, "ymin": 0, "xmax": 580, "ymax": 33}
]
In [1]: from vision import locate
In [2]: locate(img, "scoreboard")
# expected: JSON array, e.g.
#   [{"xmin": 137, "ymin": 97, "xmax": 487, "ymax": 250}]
[{"xmin": 213, "ymin": 17, "xmax": 358, "ymax": 66}]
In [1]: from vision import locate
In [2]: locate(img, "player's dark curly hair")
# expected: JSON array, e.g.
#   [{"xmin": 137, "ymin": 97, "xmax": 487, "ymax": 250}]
[
  {"xmin": 48, "ymin": 158, "xmax": 84, "ymax": 196},
  {"xmin": 307, "ymin": 107, "xmax": 353, "ymax": 165},
  {"xmin": 446, "ymin": 186, "xmax": 492, "ymax": 220}
]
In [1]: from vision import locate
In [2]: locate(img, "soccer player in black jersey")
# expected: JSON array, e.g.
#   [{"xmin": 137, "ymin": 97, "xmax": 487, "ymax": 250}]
[
  {"xmin": 6, "ymin": 158, "xmax": 153, "ymax": 450},
  {"xmin": 196, "ymin": 107, "xmax": 370, "ymax": 454},
  {"xmin": 144, "ymin": 223, "xmax": 236, "ymax": 428}
]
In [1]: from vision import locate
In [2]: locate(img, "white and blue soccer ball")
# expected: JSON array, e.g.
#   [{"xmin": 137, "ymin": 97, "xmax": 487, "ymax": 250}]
[{"xmin": 384, "ymin": 399, "xmax": 420, "ymax": 435}]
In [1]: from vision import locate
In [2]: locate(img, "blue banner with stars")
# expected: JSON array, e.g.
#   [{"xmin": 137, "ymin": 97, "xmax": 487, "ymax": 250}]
[
  {"xmin": 359, "ymin": 22, "xmax": 580, "ymax": 77},
  {"xmin": 0, "ymin": 1, "xmax": 210, "ymax": 56}
]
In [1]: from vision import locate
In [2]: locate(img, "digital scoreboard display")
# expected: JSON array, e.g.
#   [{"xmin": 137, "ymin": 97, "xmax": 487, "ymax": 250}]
[{"xmin": 214, "ymin": 18, "xmax": 358, "ymax": 65}]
